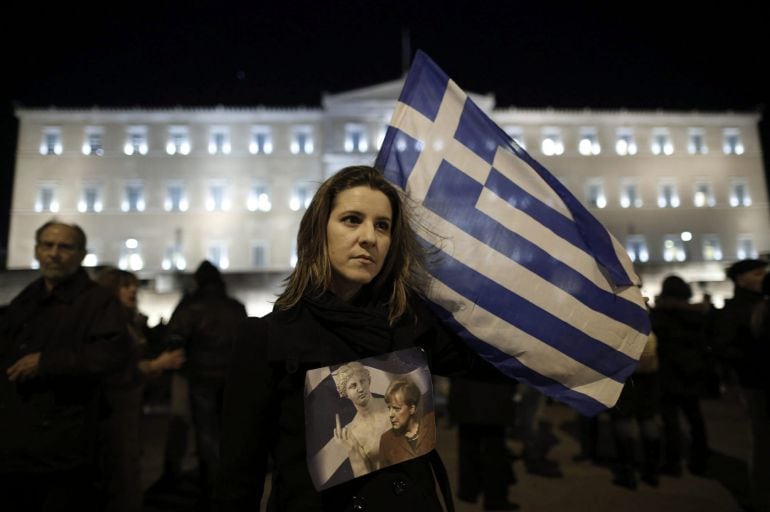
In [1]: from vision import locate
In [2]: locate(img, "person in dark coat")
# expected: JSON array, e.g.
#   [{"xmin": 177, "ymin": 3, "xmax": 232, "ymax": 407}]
[
  {"xmin": 713, "ymin": 259, "xmax": 769, "ymax": 512},
  {"xmin": 0, "ymin": 220, "xmax": 132, "ymax": 511},
  {"xmin": 449, "ymin": 377, "xmax": 518, "ymax": 511},
  {"xmin": 216, "ymin": 166, "xmax": 508, "ymax": 512},
  {"xmin": 165, "ymin": 260, "xmax": 248, "ymax": 508},
  {"xmin": 608, "ymin": 331, "xmax": 661, "ymax": 489},
  {"xmin": 94, "ymin": 268, "xmax": 185, "ymax": 512},
  {"xmin": 651, "ymin": 275, "xmax": 712, "ymax": 476}
]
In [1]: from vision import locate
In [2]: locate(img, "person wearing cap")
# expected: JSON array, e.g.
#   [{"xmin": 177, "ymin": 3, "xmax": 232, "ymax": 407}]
[
  {"xmin": 713, "ymin": 258, "xmax": 769, "ymax": 512},
  {"xmin": 163, "ymin": 260, "xmax": 248, "ymax": 509}
]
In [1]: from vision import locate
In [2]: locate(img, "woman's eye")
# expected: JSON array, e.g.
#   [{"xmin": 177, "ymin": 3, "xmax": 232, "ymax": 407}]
[
  {"xmin": 342, "ymin": 215, "xmax": 361, "ymax": 225},
  {"xmin": 375, "ymin": 221, "xmax": 391, "ymax": 232}
]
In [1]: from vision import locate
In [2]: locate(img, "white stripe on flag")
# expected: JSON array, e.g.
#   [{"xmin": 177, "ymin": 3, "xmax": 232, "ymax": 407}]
[
  {"xmin": 475, "ymin": 185, "xmax": 646, "ymax": 312},
  {"xmin": 426, "ymin": 278, "xmax": 624, "ymax": 407},
  {"xmin": 415, "ymin": 203, "xmax": 647, "ymax": 359}
]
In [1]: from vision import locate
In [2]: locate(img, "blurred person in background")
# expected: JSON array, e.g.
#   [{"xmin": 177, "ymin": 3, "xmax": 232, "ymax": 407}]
[
  {"xmin": 95, "ymin": 267, "xmax": 185, "ymax": 512},
  {"xmin": 0, "ymin": 220, "xmax": 131, "ymax": 511},
  {"xmin": 653, "ymin": 275, "xmax": 713, "ymax": 477},
  {"xmin": 164, "ymin": 260, "xmax": 247, "ymax": 510},
  {"xmin": 714, "ymin": 259, "xmax": 769, "ymax": 512},
  {"xmin": 608, "ymin": 331, "xmax": 661, "ymax": 489},
  {"xmin": 450, "ymin": 377, "xmax": 519, "ymax": 511}
]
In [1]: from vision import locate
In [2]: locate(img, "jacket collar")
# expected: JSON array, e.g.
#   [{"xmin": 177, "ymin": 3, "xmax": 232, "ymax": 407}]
[{"xmin": 20, "ymin": 268, "xmax": 93, "ymax": 305}]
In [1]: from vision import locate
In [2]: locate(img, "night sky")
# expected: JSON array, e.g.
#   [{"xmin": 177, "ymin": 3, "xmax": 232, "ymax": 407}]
[{"xmin": 2, "ymin": 1, "xmax": 769, "ymax": 266}]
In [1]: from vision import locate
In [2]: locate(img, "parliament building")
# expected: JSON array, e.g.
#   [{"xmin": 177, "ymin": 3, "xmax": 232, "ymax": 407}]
[{"xmin": 8, "ymin": 79, "xmax": 768, "ymax": 318}]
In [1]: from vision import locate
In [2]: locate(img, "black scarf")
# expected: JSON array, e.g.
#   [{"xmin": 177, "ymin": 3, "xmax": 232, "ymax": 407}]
[{"xmin": 301, "ymin": 291, "xmax": 394, "ymax": 358}]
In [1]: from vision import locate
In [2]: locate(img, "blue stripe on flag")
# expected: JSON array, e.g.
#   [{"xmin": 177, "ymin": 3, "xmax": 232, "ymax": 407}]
[
  {"xmin": 454, "ymin": 97, "xmax": 511, "ymax": 165},
  {"xmin": 377, "ymin": 129, "xmax": 422, "ymax": 189},
  {"xmin": 427, "ymin": 300, "xmax": 611, "ymax": 416},
  {"xmin": 485, "ymin": 168, "xmax": 585, "ymax": 250},
  {"xmin": 422, "ymin": 234, "xmax": 638, "ymax": 382},
  {"xmin": 424, "ymin": 161, "xmax": 650, "ymax": 333},
  {"xmin": 511, "ymin": 146, "xmax": 633, "ymax": 287},
  {"xmin": 398, "ymin": 52, "xmax": 449, "ymax": 122}
]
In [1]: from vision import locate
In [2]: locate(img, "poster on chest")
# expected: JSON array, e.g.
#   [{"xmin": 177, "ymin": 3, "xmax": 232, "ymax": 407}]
[{"xmin": 303, "ymin": 347, "xmax": 436, "ymax": 490}]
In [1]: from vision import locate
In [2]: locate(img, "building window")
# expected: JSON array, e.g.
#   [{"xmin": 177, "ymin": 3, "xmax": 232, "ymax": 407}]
[
  {"xmin": 687, "ymin": 128, "xmax": 708, "ymax": 155},
  {"xmin": 626, "ymin": 235, "xmax": 649, "ymax": 263},
  {"xmin": 584, "ymin": 178, "xmax": 606, "ymax": 208},
  {"xmin": 166, "ymin": 126, "xmax": 191, "ymax": 155},
  {"xmin": 290, "ymin": 126, "xmax": 314, "ymax": 155},
  {"xmin": 206, "ymin": 181, "xmax": 230, "ymax": 211},
  {"xmin": 124, "ymin": 126, "xmax": 148, "ymax": 155},
  {"xmin": 162, "ymin": 243, "xmax": 186, "ymax": 271},
  {"xmin": 620, "ymin": 179, "xmax": 642, "ymax": 208},
  {"xmin": 615, "ymin": 128, "xmax": 637, "ymax": 156},
  {"xmin": 40, "ymin": 127, "xmax": 62, "ymax": 155},
  {"xmin": 249, "ymin": 126, "xmax": 273, "ymax": 154},
  {"xmin": 344, "ymin": 124, "xmax": 368, "ymax": 153},
  {"xmin": 209, "ymin": 127, "xmax": 231, "ymax": 155},
  {"xmin": 578, "ymin": 127, "xmax": 601, "ymax": 156},
  {"xmin": 541, "ymin": 128, "xmax": 564, "ymax": 156},
  {"xmin": 119, "ymin": 238, "xmax": 144, "ymax": 271},
  {"xmin": 164, "ymin": 182, "xmax": 188, "ymax": 212},
  {"xmin": 702, "ymin": 235, "xmax": 723, "ymax": 261},
  {"xmin": 78, "ymin": 183, "xmax": 102, "ymax": 213},
  {"xmin": 82, "ymin": 127, "xmax": 104, "ymax": 156},
  {"xmin": 82, "ymin": 248, "xmax": 99, "ymax": 267},
  {"xmin": 651, "ymin": 128, "xmax": 673, "ymax": 155},
  {"xmin": 657, "ymin": 180, "xmax": 680, "ymax": 208},
  {"xmin": 35, "ymin": 184, "xmax": 59, "ymax": 212},
  {"xmin": 122, "ymin": 182, "xmax": 145, "ymax": 212},
  {"xmin": 504, "ymin": 126, "xmax": 525, "ymax": 149},
  {"xmin": 737, "ymin": 235, "xmax": 757, "ymax": 259},
  {"xmin": 729, "ymin": 178, "xmax": 751, "ymax": 207},
  {"xmin": 251, "ymin": 241, "xmax": 269, "ymax": 268},
  {"xmin": 693, "ymin": 181, "xmax": 716, "ymax": 207},
  {"xmin": 247, "ymin": 183, "xmax": 272, "ymax": 212},
  {"xmin": 662, "ymin": 235, "xmax": 686, "ymax": 262},
  {"xmin": 723, "ymin": 128, "xmax": 744, "ymax": 155},
  {"xmin": 290, "ymin": 182, "xmax": 313, "ymax": 211},
  {"xmin": 206, "ymin": 241, "xmax": 229, "ymax": 270}
]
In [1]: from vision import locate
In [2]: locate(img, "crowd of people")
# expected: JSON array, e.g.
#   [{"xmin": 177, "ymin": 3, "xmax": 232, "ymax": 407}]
[{"xmin": 0, "ymin": 165, "xmax": 768, "ymax": 512}]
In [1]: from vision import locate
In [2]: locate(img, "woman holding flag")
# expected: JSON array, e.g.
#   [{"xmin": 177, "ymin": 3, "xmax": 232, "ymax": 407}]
[{"xmin": 216, "ymin": 165, "xmax": 513, "ymax": 511}]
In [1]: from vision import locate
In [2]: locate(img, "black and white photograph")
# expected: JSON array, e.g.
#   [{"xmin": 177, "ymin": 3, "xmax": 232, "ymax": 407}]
[{"xmin": 303, "ymin": 347, "xmax": 435, "ymax": 491}]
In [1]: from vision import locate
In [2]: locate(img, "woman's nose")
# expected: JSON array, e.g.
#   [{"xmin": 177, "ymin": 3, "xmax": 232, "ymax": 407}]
[{"xmin": 359, "ymin": 223, "xmax": 376, "ymax": 245}]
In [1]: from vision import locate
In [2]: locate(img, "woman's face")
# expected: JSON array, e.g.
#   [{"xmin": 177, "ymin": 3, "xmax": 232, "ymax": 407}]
[
  {"xmin": 387, "ymin": 392, "xmax": 415, "ymax": 432},
  {"xmin": 326, "ymin": 186, "xmax": 392, "ymax": 301},
  {"xmin": 118, "ymin": 281, "xmax": 138, "ymax": 310},
  {"xmin": 345, "ymin": 371, "xmax": 372, "ymax": 407}
]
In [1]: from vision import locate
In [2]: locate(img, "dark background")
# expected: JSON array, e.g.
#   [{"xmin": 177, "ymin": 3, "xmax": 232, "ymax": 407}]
[{"xmin": 2, "ymin": 1, "xmax": 768, "ymax": 268}]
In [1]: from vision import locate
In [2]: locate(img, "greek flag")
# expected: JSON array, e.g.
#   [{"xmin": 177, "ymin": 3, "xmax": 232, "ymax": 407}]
[{"xmin": 374, "ymin": 51, "xmax": 650, "ymax": 416}]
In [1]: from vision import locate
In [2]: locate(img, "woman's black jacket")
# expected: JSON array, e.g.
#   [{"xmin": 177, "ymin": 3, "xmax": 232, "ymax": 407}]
[{"xmin": 215, "ymin": 295, "xmax": 500, "ymax": 512}]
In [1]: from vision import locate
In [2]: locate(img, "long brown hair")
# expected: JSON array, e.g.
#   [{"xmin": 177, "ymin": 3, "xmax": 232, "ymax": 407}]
[{"xmin": 274, "ymin": 166, "xmax": 425, "ymax": 323}]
